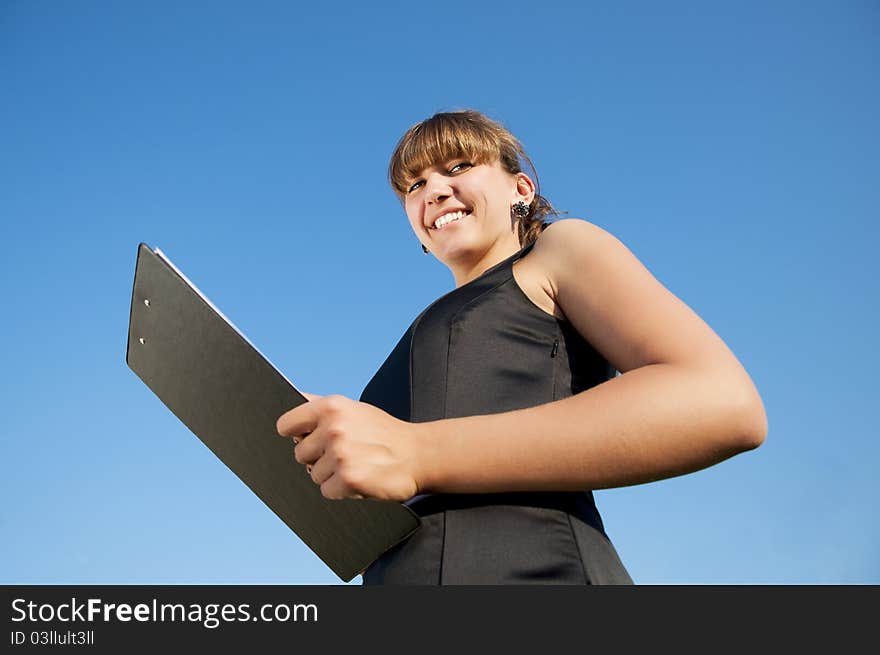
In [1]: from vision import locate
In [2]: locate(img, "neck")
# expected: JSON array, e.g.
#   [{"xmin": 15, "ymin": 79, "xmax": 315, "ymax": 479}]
[{"xmin": 448, "ymin": 237, "xmax": 523, "ymax": 289}]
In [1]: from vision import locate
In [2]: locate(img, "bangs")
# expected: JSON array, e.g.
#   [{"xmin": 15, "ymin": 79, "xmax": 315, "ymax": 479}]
[{"xmin": 389, "ymin": 113, "xmax": 504, "ymax": 195}]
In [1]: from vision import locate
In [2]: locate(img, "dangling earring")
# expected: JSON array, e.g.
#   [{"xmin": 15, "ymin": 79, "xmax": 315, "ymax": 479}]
[
  {"xmin": 511, "ymin": 200, "xmax": 530, "ymax": 218},
  {"xmin": 422, "ymin": 244, "xmax": 429, "ymax": 254}
]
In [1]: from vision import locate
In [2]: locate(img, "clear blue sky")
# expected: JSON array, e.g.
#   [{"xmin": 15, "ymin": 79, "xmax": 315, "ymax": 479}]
[{"xmin": 1, "ymin": 0, "xmax": 876, "ymax": 584}]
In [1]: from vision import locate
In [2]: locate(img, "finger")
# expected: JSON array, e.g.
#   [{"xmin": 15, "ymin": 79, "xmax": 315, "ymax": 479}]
[
  {"xmin": 320, "ymin": 473, "xmax": 367, "ymax": 501},
  {"xmin": 307, "ymin": 455, "xmax": 333, "ymax": 486},
  {"xmin": 320, "ymin": 473, "xmax": 346, "ymax": 500},
  {"xmin": 276, "ymin": 402, "xmax": 319, "ymax": 437},
  {"xmin": 299, "ymin": 390, "xmax": 321, "ymax": 402},
  {"xmin": 291, "ymin": 431, "xmax": 312, "ymax": 446},
  {"xmin": 294, "ymin": 433, "xmax": 325, "ymax": 466}
]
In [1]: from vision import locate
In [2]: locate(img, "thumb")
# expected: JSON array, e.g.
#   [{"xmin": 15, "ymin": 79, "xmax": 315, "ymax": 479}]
[{"xmin": 299, "ymin": 390, "xmax": 321, "ymax": 402}]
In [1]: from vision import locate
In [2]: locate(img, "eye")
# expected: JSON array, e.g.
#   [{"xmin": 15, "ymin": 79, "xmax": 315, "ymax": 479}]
[
  {"xmin": 450, "ymin": 161, "xmax": 473, "ymax": 174},
  {"xmin": 407, "ymin": 180, "xmax": 424, "ymax": 194}
]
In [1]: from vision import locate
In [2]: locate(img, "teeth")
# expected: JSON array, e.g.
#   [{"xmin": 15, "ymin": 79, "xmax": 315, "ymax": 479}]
[{"xmin": 433, "ymin": 210, "xmax": 468, "ymax": 229}]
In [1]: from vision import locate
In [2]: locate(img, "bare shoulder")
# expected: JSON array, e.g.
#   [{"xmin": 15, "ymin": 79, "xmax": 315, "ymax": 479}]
[
  {"xmin": 528, "ymin": 218, "xmax": 620, "ymax": 299},
  {"xmin": 532, "ymin": 218, "xmax": 618, "ymax": 269},
  {"xmin": 512, "ymin": 218, "xmax": 610, "ymax": 322},
  {"xmin": 531, "ymin": 218, "xmax": 749, "ymax": 378}
]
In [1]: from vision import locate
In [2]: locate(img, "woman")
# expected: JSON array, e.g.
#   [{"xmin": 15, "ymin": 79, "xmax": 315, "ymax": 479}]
[{"xmin": 276, "ymin": 109, "xmax": 768, "ymax": 584}]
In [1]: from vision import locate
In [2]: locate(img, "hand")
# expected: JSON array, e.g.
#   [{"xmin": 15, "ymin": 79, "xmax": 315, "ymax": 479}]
[{"xmin": 276, "ymin": 392, "xmax": 424, "ymax": 502}]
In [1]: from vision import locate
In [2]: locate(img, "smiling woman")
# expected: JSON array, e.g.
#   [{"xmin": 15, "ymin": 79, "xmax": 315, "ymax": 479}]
[
  {"xmin": 275, "ymin": 109, "xmax": 768, "ymax": 585},
  {"xmin": 390, "ymin": 110, "xmax": 561, "ymax": 287}
]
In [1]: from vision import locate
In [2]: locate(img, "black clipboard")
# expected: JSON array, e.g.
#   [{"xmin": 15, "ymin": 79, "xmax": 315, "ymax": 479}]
[{"xmin": 126, "ymin": 243, "xmax": 421, "ymax": 582}]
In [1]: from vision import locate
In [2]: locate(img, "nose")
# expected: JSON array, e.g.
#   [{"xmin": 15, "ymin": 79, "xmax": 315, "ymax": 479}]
[{"xmin": 424, "ymin": 172, "xmax": 452, "ymax": 205}]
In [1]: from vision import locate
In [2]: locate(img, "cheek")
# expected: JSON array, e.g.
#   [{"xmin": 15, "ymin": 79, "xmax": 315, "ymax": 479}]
[{"xmin": 404, "ymin": 203, "xmax": 423, "ymax": 232}]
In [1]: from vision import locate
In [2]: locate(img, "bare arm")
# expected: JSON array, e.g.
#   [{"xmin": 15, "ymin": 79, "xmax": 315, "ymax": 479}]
[{"xmin": 412, "ymin": 219, "xmax": 768, "ymax": 495}]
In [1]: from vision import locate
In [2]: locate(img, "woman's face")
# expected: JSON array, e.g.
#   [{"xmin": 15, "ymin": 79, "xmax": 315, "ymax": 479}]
[{"xmin": 403, "ymin": 157, "xmax": 533, "ymax": 261}]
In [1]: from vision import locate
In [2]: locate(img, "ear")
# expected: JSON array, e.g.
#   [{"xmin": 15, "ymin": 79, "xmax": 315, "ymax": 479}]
[{"xmin": 513, "ymin": 172, "xmax": 536, "ymax": 205}]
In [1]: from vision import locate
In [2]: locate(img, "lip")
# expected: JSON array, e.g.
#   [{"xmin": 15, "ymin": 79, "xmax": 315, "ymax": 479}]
[{"xmin": 427, "ymin": 209, "xmax": 471, "ymax": 230}]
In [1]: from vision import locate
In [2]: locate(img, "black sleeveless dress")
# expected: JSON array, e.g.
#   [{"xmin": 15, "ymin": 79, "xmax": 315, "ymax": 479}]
[{"xmin": 359, "ymin": 240, "xmax": 633, "ymax": 585}]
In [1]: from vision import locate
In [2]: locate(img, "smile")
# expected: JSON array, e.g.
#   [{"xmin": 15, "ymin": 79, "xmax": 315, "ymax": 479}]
[{"xmin": 431, "ymin": 210, "xmax": 471, "ymax": 230}]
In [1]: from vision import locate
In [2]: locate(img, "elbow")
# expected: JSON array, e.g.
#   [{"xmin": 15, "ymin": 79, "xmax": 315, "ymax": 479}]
[
  {"xmin": 728, "ymin": 393, "xmax": 768, "ymax": 453},
  {"xmin": 689, "ymin": 364, "xmax": 769, "ymax": 455},
  {"xmin": 738, "ymin": 419, "xmax": 767, "ymax": 452},
  {"xmin": 697, "ymin": 368, "xmax": 768, "ymax": 455}
]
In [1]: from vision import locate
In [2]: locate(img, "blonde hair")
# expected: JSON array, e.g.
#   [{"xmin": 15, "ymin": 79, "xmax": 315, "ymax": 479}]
[{"xmin": 389, "ymin": 109, "xmax": 561, "ymax": 247}]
